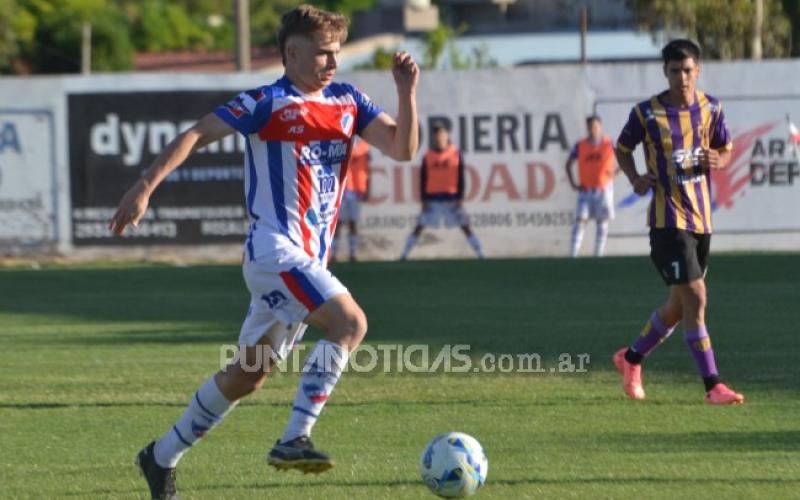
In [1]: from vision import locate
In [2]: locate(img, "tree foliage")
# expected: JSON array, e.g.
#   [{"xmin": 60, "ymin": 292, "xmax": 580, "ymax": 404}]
[
  {"xmin": 781, "ymin": 0, "xmax": 800, "ymax": 55},
  {"xmin": 357, "ymin": 26, "xmax": 498, "ymax": 71},
  {"xmin": 0, "ymin": 0, "xmax": 377, "ymax": 74},
  {"xmin": 353, "ymin": 46, "xmax": 395, "ymax": 70},
  {"xmin": 13, "ymin": 0, "xmax": 133, "ymax": 73},
  {"xmin": 627, "ymin": 0, "xmax": 792, "ymax": 59}
]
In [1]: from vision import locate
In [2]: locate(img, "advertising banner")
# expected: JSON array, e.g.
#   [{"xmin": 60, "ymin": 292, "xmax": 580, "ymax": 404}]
[
  {"xmin": 62, "ymin": 62, "xmax": 800, "ymax": 257},
  {"xmin": 0, "ymin": 110, "xmax": 57, "ymax": 250},
  {"xmin": 68, "ymin": 91, "xmax": 247, "ymax": 246}
]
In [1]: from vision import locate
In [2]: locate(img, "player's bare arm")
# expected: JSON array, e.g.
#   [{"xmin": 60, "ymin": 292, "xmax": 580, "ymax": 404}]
[
  {"xmin": 361, "ymin": 51, "xmax": 419, "ymax": 161},
  {"xmin": 109, "ymin": 113, "xmax": 234, "ymax": 235},
  {"xmin": 615, "ymin": 148, "xmax": 655, "ymax": 195},
  {"xmin": 565, "ymin": 157, "xmax": 580, "ymax": 190}
]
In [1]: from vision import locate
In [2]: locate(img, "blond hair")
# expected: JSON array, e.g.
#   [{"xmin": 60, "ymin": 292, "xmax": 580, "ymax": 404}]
[{"xmin": 278, "ymin": 5, "xmax": 349, "ymax": 65}]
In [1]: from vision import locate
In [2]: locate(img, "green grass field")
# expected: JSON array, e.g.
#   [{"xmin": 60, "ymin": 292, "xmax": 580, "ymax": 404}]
[{"xmin": 1, "ymin": 254, "xmax": 799, "ymax": 499}]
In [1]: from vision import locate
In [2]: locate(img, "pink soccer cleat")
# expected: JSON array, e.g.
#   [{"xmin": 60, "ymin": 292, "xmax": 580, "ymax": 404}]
[
  {"xmin": 705, "ymin": 383, "xmax": 744, "ymax": 405},
  {"xmin": 613, "ymin": 347, "xmax": 646, "ymax": 400}
]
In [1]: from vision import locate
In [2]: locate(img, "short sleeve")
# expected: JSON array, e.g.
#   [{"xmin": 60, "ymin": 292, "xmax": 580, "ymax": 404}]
[
  {"xmin": 710, "ymin": 104, "xmax": 732, "ymax": 151},
  {"xmin": 616, "ymin": 106, "xmax": 645, "ymax": 153},
  {"xmin": 350, "ymin": 86, "xmax": 384, "ymax": 135},
  {"xmin": 213, "ymin": 87, "xmax": 273, "ymax": 135}
]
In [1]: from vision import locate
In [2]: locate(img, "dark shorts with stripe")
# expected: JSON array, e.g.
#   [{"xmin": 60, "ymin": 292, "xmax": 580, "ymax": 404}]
[{"xmin": 649, "ymin": 228, "xmax": 710, "ymax": 285}]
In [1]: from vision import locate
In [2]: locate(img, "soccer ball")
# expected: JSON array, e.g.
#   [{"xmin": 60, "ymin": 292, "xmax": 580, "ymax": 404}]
[{"xmin": 419, "ymin": 432, "xmax": 488, "ymax": 498}]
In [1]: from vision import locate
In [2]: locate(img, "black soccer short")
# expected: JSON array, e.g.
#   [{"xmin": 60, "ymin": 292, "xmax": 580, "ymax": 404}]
[{"xmin": 649, "ymin": 228, "xmax": 711, "ymax": 285}]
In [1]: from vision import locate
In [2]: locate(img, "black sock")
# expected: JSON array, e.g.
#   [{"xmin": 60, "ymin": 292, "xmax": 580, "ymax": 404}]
[
  {"xmin": 703, "ymin": 375, "xmax": 720, "ymax": 392},
  {"xmin": 624, "ymin": 348, "xmax": 644, "ymax": 365}
]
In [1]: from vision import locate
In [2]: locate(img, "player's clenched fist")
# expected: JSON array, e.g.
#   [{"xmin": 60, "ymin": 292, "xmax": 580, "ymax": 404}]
[
  {"xmin": 632, "ymin": 173, "xmax": 656, "ymax": 195},
  {"xmin": 392, "ymin": 51, "xmax": 419, "ymax": 93}
]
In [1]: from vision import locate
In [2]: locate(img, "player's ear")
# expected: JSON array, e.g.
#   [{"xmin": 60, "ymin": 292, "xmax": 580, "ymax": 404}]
[{"xmin": 286, "ymin": 37, "xmax": 299, "ymax": 64}]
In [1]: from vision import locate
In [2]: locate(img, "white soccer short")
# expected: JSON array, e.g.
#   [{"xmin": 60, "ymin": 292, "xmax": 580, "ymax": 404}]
[
  {"xmin": 418, "ymin": 200, "xmax": 469, "ymax": 229},
  {"xmin": 238, "ymin": 249, "xmax": 348, "ymax": 359},
  {"xmin": 338, "ymin": 190, "xmax": 362, "ymax": 223},
  {"xmin": 575, "ymin": 185, "xmax": 615, "ymax": 221}
]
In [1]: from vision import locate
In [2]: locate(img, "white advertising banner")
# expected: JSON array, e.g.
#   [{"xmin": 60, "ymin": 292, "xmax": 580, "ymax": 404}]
[
  {"xmin": 0, "ymin": 110, "xmax": 57, "ymax": 249},
  {"xmin": 347, "ymin": 67, "xmax": 591, "ymax": 259},
  {"xmin": 346, "ymin": 62, "xmax": 800, "ymax": 259},
  {"xmin": 3, "ymin": 60, "xmax": 800, "ymax": 257}
]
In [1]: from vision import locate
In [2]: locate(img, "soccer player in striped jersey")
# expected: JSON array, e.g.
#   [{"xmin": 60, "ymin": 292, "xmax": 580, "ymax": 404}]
[
  {"xmin": 332, "ymin": 136, "xmax": 370, "ymax": 261},
  {"xmin": 565, "ymin": 115, "xmax": 617, "ymax": 257},
  {"xmin": 110, "ymin": 5, "xmax": 419, "ymax": 498},
  {"xmin": 612, "ymin": 39, "xmax": 744, "ymax": 405}
]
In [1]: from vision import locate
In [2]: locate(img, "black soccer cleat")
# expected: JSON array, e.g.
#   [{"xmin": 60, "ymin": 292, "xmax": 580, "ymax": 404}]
[
  {"xmin": 267, "ymin": 436, "xmax": 335, "ymax": 474},
  {"xmin": 136, "ymin": 441, "xmax": 179, "ymax": 500}
]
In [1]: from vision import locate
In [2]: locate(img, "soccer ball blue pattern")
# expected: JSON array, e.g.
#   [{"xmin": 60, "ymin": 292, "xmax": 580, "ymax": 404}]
[{"xmin": 419, "ymin": 432, "xmax": 488, "ymax": 498}]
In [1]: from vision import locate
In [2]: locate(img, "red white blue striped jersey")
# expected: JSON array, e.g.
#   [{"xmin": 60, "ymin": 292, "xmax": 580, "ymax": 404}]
[{"xmin": 214, "ymin": 76, "xmax": 383, "ymax": 263}]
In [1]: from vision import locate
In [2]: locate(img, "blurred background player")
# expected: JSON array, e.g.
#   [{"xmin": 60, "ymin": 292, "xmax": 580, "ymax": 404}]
[
  {"xmin": 612, "ymin": 39, "xmax": 744, "ymax": 405},
  {"xmin": 333, "ymin": 136, "xmax": 370, "ymax": 261},
  {"xmin": 400, "ymin": 121, "xmax": 484, "ymax": 259},
  {"xmin": 109, "ymin": 5, "xmax": 419, "ymax": 498},
  {"xmin": 565, "ymin": 115, "xmax": 617, "ymax": 257}
]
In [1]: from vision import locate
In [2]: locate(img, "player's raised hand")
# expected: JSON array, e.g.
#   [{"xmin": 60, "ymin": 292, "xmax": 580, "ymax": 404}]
[
  {"xmin": 632, "ymin": 173, "xmax": 656, "ymax": 195},
  {"xmin": 108, "ymin": 181, "xmax": 151, "ymax": 236},
  {"xmin": 392, "ymin": 51, "xmax": 419, "ymax": 93}
]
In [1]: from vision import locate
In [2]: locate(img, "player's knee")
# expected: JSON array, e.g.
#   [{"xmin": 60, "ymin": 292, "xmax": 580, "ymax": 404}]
[
  {"xmin": 349, "ymin": 307, "xmax": 369, "ymax": 344},
  {"xmin": 683, "ymin": 282, "xmax": 707, "ymax": 312},
  {"xmin": 336, "ymin": 307, "xmax": 368, "ymax": 349}
]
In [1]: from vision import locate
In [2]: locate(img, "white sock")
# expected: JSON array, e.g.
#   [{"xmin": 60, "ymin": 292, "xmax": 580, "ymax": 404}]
[
  {"xmin": 570, "ymin": 222, "xmax": 585, "ymax": 257},
  {"xmin": 401, "ymin": 234, "xmax": 418, "ymax": 259},
  {"xmin": 153, "ymin": 376, "xmax": 237, "ymax": 468},
  {"xmin": 595, "ymin": 221, "xmax": 609, "ymax": 257},
  {"xmin": 348, "ymin": 234, "xmax": 358, "ymax": 259},
  {"xmin": 466, "ymin": 234, "xmax": 484, "ymax": 258},
  {"xmin": 281, "ymin": 340, "xmax": 348, "ymax": 443}
]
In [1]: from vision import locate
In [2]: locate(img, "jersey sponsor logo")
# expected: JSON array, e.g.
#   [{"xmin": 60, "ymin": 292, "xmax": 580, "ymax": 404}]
[
  {"xmin": 305, "ymin": 205, "xmax": 335, "ymax": 228},
  {"xmin": 670, "ymin": 172, "xmax": 705, "ymax": 185},
  {"xmin": 298, "ymin": 141, "xmax": 348, "ymax": 166},
  {"xmin": 280, "ymin": 107, "xmax": 309, "ymax": 122},
  {"xmin": 305, "ymin": 208, "xmax": 319, "ymax": 227},
  {"xmin": 316, "ymin": 165, "xmax": 337, "ymax": 198},
  {"xmin": 288, "ymin": 125, "xmax": 305, "ymax": 135},
  {"xmin": 671, "ymin": 147, "xmax": 703, "ymax": 170}
]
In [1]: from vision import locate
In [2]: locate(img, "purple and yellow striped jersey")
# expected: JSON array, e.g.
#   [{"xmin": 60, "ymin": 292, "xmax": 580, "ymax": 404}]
[{"xmin": 616, "ymin": 90, "xmax": 732, "ymax": 233}]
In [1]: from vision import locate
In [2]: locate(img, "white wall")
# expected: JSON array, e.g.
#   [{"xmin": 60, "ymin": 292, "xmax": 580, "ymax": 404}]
[{"xmin": 1, "ymin": 60, "xmax": 798, "ymax": 258}]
